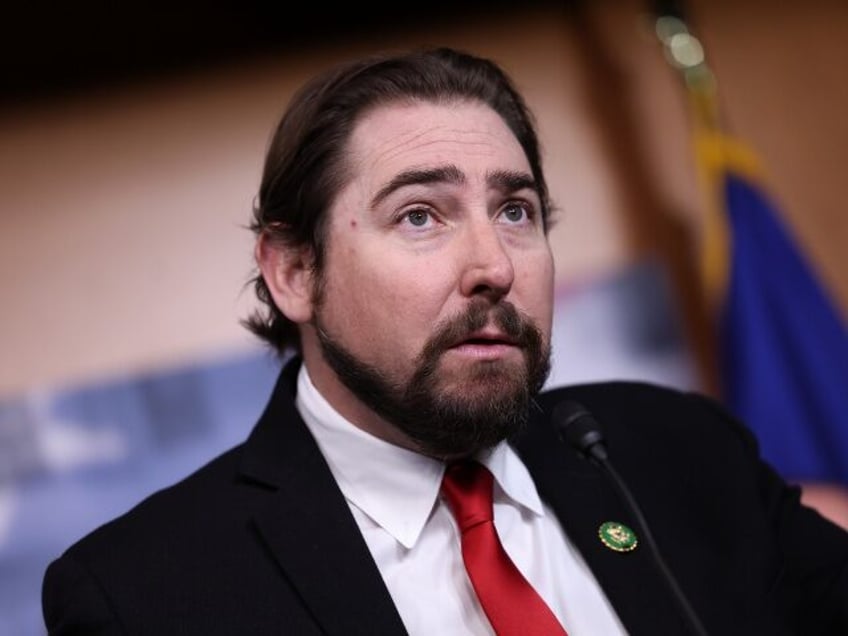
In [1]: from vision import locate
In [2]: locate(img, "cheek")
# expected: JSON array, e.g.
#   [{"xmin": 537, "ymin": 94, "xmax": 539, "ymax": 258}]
[
  {"xmin": 323, "ymin": 252, "xmax": 449, "ymax": 350},
  {"xmin": 370, "ymin": 270, "xmax": 448, "ymax": 334},
  {"xmin": 516, "ymin": 252, "xmax": 555, "ymax": 325}
]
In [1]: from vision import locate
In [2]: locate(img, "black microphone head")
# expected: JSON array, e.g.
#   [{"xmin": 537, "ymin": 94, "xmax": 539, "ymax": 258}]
[{"xmin": 552, "ymin": 400, "xmax": 608, "ymax": 462}]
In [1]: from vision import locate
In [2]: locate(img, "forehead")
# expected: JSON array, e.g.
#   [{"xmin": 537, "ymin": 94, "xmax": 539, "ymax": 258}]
[{"xmin": 343, "ymin": 99, "xmax": 531, "ymax": 188}]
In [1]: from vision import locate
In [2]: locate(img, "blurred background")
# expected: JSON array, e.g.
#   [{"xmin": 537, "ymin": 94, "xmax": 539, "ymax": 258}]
[{"xmin": 1, "ymin": 0, "xmax": 846, "ymax": 633}]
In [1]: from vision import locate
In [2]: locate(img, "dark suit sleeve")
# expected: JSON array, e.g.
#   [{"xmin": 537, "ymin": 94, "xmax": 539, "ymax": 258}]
[
  {"xmin": 43, "ymin": 554, "xmax": 125, "ymax": 635},
  {"xmin": 690, "ymin": 391, "xmax": 848, "ymax": 632}
]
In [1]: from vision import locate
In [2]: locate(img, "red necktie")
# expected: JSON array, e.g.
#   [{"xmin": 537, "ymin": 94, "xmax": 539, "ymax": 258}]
[{"xmin": 441, "ymin": 460, "xmax": 568, "ymax": 636}]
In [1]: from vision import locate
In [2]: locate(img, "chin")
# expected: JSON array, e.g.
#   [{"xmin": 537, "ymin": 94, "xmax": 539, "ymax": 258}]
[{"xmin": 439, "ymin": 359, "xmax": 528, "ymax": 398}]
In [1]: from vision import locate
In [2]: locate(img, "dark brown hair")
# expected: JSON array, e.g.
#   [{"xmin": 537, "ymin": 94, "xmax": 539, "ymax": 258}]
[{"xmin": 243, "ymin": 46, "xmax": 553, "ymax": 355}]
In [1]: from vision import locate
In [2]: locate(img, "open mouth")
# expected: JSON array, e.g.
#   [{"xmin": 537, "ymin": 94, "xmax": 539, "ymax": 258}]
[
  {"xmin": 447, "ymin": 331, "xmax": 521, "ymax": 359},
  {"xmin": 450, "ymin": 329, "xmax": 518, "ymax": 348},
  {"xmin": 454, "ymin": 337, "xmax": 514, "ymax": 347}
]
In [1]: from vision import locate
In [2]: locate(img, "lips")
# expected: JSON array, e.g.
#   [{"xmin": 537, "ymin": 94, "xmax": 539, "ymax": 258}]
[
  {"xmin": 421, "ymin": 300, "xmax": 534, "ymax": 362},
  {"xmin": 449, "ymin": 329, "xmax": 519, "ymax": 349}
]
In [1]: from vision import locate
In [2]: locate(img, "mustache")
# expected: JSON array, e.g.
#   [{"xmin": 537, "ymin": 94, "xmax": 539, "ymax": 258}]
[{"xmin": 417, "ymin": 299, "xmax": 542, "ymax": 363}]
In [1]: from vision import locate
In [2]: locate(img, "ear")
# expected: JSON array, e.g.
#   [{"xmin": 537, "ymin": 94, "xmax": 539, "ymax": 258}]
[{"xmin": 255, "ymin": 233, "xmax": 316, "ymax": 324}]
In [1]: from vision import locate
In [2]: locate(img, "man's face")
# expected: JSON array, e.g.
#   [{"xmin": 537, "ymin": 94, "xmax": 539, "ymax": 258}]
[{"xmin": 300, "ymin": 99, "xmax": 555, "ymax": 457}]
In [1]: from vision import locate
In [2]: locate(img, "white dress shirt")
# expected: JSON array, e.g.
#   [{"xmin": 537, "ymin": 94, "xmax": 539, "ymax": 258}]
[{"xmin": 296, "ymin": 366, "xmax": 628, "ymax": 635}]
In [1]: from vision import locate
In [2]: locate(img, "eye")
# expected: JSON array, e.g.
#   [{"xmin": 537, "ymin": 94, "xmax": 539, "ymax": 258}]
[
  {"xmin": 500, "ymin": 202, "xmax": 531, "ymax": 224},
  {"xmin": 398, "ymin": 207, "xmax": 437, "ymax": 229},
  {"xmin": 406, "ymin": 209, "xmax": 431, "ymax": 227}
]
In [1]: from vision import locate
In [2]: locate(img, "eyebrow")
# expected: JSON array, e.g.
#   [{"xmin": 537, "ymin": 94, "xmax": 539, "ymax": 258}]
[
  {"xmin": 371, "ymin": 165, "xmax": 537, "ymax": 208},
  {"xmin": 487, "ymin": 169, "xmax": 537, "ymax": 195},
  {"xmin": 371, "ymin": 165, "xmax": 465, "ymax": 208}
]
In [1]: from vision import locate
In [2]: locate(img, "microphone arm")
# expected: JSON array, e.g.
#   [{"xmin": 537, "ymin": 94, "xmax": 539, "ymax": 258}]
[{"xmin": 553, "ymin": 401, "xmax": 710, "ymax": 636}]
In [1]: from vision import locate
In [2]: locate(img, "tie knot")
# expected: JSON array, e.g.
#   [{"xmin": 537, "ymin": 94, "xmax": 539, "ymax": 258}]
[{"xmin": 441, "ymin": 460, "xmax": 494, "ymax": 532}]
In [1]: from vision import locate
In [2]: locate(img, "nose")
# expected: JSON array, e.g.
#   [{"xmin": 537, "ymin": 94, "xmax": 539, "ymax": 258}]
[{"xmin": 458, "ymin": 223, "xmax": 515, "ymax": 300}]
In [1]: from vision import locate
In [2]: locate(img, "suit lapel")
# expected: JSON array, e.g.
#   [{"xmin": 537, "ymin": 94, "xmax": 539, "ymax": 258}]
[
  {"xmin": 512, "ymin": 400, "xmax": 691, "ymax": 636},
  {"xmin": 238, "ymin": 360, "xmax": 407, "ymax": 636}
]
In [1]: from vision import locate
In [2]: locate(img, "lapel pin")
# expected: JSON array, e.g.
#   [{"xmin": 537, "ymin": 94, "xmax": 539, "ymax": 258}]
[{"xmin": 598, "ymin": 521, "xmax": 638, "ymax": 552}]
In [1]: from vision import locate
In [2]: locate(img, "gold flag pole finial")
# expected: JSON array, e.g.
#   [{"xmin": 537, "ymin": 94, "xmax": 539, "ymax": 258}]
[
  {"xmin": 653, "ymin": 10, "xmax": 735, "ymax": 315},
  {"xmin": 654, "ymin": 14, "xmax": 718, "ymax": 130}
]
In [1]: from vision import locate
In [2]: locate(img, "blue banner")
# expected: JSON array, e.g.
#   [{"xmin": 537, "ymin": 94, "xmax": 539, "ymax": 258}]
[{"xmin": 718, "ymin": 171, "xmax": 848, "ymax": 484}]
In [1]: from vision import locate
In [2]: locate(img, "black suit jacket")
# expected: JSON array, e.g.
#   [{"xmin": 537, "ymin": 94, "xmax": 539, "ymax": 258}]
[{"xmin": 42, "ymin": 359, "xmax": 848, "ymax": 635}]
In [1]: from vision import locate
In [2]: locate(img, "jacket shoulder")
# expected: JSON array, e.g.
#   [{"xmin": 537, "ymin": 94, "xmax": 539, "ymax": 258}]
[
  {"xmin": 539, "ymin": 379, "xmax": 690, "ymax": 407},
  {"xmin": 535, "ymin": 379, "xmax": 761, "ymax": 457},
  {"xmin": 58, "ymin": 443, "xmax": 245, "ymax": 562}
]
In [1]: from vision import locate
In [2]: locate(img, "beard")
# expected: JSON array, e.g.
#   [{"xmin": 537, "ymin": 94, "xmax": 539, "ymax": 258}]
[{"xmin": 313, "ymin": 298, "xmax": 550, "ymax": 459}]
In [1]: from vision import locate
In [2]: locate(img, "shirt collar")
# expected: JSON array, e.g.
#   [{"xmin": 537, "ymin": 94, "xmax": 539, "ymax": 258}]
[{"xmin": 295, "ymin": 365, "xmax": 546, "ymax": 548}]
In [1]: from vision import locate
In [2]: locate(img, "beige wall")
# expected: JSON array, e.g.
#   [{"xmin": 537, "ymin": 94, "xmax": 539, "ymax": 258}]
[{"xmin": 1, "ymin": 1, "xmax": 846, "ymax": 399}]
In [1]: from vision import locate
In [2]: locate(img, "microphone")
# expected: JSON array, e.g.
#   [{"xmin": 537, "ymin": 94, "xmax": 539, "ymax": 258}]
[{"xmin": 552, "ymin": 400, "xmax": 710, "ymax": 636}]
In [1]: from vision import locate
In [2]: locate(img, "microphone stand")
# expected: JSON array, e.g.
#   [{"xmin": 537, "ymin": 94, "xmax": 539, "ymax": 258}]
[
  {"xmin": 590, "ymin": 448, "xmax": 709, "ymax": 636},
  {"xmin": 555, "ymin": 401, "xmax": 710, "ymax": 636}
]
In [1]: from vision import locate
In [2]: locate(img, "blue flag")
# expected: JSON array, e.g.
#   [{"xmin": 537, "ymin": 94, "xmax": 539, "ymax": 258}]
[
  {"xmin": 717, "ymin": 169, "xmax": 848, "ymax": 484},
  {"xmin": 655, "ymin": 9, "xmax": 848, "ymax": 487}
]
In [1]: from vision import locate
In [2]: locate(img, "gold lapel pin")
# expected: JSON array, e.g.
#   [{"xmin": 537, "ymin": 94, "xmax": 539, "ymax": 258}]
[{"xmin": 598, "ymin": 521, "xmax": 638, "ymax": 552}]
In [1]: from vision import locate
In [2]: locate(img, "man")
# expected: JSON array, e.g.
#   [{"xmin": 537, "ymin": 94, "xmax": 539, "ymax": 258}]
[{"xmin": 42, "ymin": 47, "xmax": 848, "ymax": 635}]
